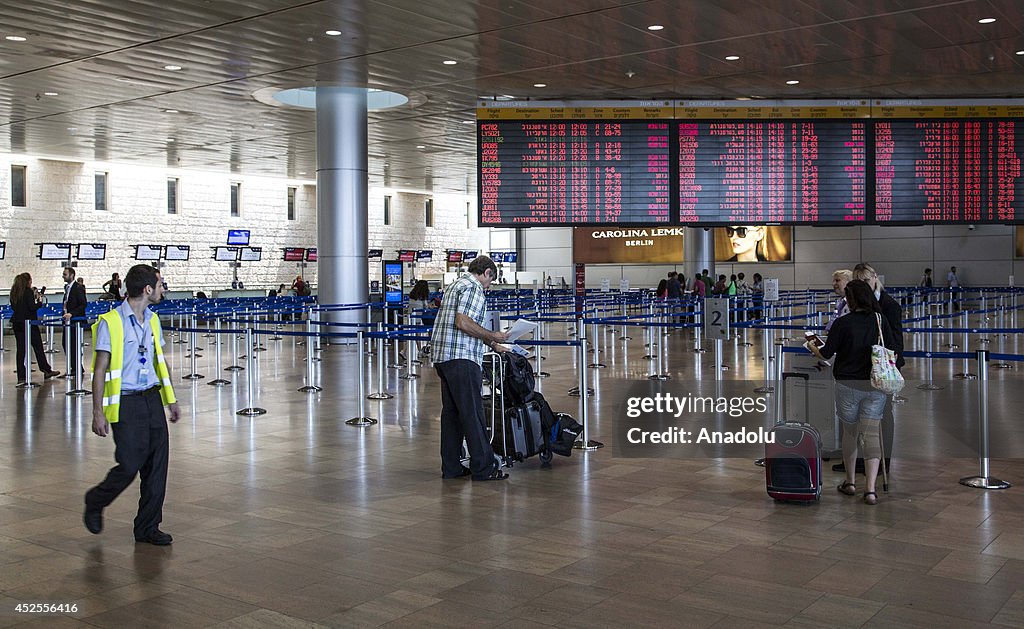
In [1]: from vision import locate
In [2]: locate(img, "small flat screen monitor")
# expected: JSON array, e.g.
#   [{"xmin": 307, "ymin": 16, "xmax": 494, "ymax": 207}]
[
  {"xmin": 40, "ymin": 243, "xmax": 72, "ymax": 261},
  {"xmin": 283, "ymin": 247, "xmax": 305, "ymax": 262},
  {"xmin": 0, "ymin": 241, "xmax": 5, "ymax": 260},
  {"xmin": 77, "ymin": 243, "xmax": 106, "ymax": 260},
  {"xmin": 135, "ymin": 245, "xmax": 162, "ymax": 261},
  {"xmin": 447, "ymin": 251, "xmax": 464, "ymax": 263},
  {"xmin": 214, "ymin": 246, "xmax": 238, "ymax": 262},
  {"xmin": 398, "ymin": 250, "xmax": 416, "ymax": 262},
  {"xmin": 305, "ymin": 247, "xmax": 317, "ymax": 262},
  {"xmin": 368, "ymin": 248, "xmax": 383, "ymax": 259},
  {"xmin": 384, "ymin": 261, "xmax": 404, "ymax": 304},
  {"xmin": 463, "ymin": 250, "xmax": 478, "ymax": 260},
  {"xmin": 239, "ymin": 246, "xmax": 262, "ymax": 262},
  {"xmin": 417, "ymin": 250, "xmax": 433, "ymax": 262},
  {"xmin": 227, "ymin": 229, "xmax": 250, "ymax": 245},
  {"xmin": 505, "ymin": 251, "xmax": 518, "ymax": 263},
  {"xmin": 164, "ymin": 245, "xmax": 190, "ymax": 261}
]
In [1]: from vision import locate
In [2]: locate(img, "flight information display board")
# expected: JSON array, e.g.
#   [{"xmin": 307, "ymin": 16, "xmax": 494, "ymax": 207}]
[
  {"xmin": 478, "ymin": 102, "xmax": 673, "ymax": 226},
  {"xmin": 875, "ymin": 119, "xmax": 1023, "ymax": 223},
  {"xmin": 677, "ymin": 120, "xmax": 867, "ymax": 224}
]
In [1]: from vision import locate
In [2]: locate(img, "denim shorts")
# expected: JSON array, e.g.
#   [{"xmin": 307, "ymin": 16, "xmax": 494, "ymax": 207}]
[{"xmin": 835, "ymin": 381, "xmax": 886, "ymax": 424}]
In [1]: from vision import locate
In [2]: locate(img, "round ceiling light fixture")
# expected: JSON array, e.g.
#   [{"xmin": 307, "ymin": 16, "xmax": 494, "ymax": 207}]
[{"xmin": 255, "ymin": 86, "xmax": 414, "ymax": 111}]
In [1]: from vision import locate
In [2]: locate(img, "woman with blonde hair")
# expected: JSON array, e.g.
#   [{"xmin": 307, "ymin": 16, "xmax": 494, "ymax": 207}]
[{"xmin": 10, "ymin": 273, "xmax": 60, "ymax": 385}]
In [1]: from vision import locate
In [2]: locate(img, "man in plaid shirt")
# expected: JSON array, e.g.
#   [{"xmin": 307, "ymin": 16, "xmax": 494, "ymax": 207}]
[{"xmin": 430, "ymin": 256, "xmax": 510, "ymax": 481}]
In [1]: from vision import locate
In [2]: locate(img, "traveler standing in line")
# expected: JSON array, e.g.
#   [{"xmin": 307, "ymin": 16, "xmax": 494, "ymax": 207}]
[
  {"xmin": 102, "ymin": 272, "xmax": 123, "ymax": 299},
  {"xmin": 727, "ymin": 274, "xmax": 738, "ymax": 296},
  {"xmin": 825, "ymin": 269, "xmax": 852, "ymax": 334},
  {"xmin": 84, "ymin": 265, "xmax": 180, "ymax": 545},
  {"xmin": 62, "ymin": 266, "xmax": 88, "ymax": 378},
  {"xmin": 751, "ymin": 273, "xmax": 764, "ymax": 319},
  {"xmin": 692, "ymin": 273, "xmax": 706, "ymax": 298},
  {"xmin": 655, "ymin": 279, "xmax": 668, "ymax": 300},
  {"xmin": 10, "ymin": 273, "xmax": 60, "ymax": 385},
  {"xmin": 808, "ymin": 279, "xmax": 896, "ymax": 505},
  {"xmin": 666, "ymin": 271, "xmax": 682, "ymax": 300},
  {"xmin": 430, "ymin": 256, "xmax": 510, "ymax": 481}
]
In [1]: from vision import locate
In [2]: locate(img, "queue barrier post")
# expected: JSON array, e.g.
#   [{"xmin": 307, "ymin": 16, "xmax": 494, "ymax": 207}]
[
  {"xmin": 298, "ymin": 317, "xmax": 323, "ymax": 392},
  {"xmin": 347, "ymin": 330, "xmax": 378, "ymax": 426},
  {"xmin": 367, "ymin": 324, "xmax": 393, "ymax": 400},
  {"xmin": 67, "ymin": 321, "xmax": 90, "ymax": 396},
  {"xmin": 959, "ymin": 350, "xmax": 1010, "ymax": 490},
  {"xmin": 573, "ymin": 318, "xmax": 603, "ymax": 451},
  {"xmin": 18, "ymin": 320, "xmax": 41, "ymax": 389},
  {"xmin": 208, "ymin": 318, "xmax": 230, "ymax": 386},
  {"xmin": 182, "ymin": 315, "xmax": 204, "ymax": 380},
  {"xmin": 236, "ymin": 328, "xmax": 267, "ymax": 416}
]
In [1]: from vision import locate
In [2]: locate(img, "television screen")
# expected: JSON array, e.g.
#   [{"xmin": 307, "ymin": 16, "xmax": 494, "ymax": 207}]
[
  {"xmin": 384, "ymin": 261, "xmax": 404, "ymax": 304},
  {"xmin": 417, "ymin": 250, "xmax": 432, "ymax": 261},
  {"xmin": 283, "ymin": 247, "xmax": 305, "ymax": 262},
  {"xmin": 135, "ymin": 245, "xmax": 162, "ymax": 261},
  {"xmin": 505, "ymin": 251, "xmax": 518, "ymax": 263},
  {"xmin": 463, "ymin": 250, "xmax": 478, "ymax": 260},
  {"xmin": 239, "ymin": 246, "xmax": 262, "ymax": 262},
  {"xmin": 77, "ymin": 243, "xmax": 107, "ymax": 260},
  {"xmin": 368, "ymin": 248, "xmax": 383, "ymax": 259},
  {"xmin": 447, "ymin": 251, "xmax": 464, "ymax": 263},
  {"xmin": 214, "ymin": 246, "xmax": 238, "ymax": 262},
  {"xmin": 305, "ymin": 247, "xmax": 317, "ymax": 262},
  {"xmin": 227, "ymin": 229, "xmax": 250, "ymax": 245},
  {"xmin": 39, "ymin": 243, "xmax": 72, "ymax": 261},
  {"xmin": 398, "ymin": 250, "xmax": 416, "ymax": 262},
  {"xmin": 164, "ymin": 245, "xmax": 190, "ymax": 261}
]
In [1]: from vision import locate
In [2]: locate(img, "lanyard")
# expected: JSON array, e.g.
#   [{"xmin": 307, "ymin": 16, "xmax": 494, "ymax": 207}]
[{"xmin": 130, "ymin": 314, "xmax": 149, "ymax": 365}]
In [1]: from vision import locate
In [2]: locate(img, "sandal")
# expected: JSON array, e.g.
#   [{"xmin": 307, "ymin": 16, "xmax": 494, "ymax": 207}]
[
  {"xmin": 837, "ymin": 481, "xmax": 857, "ymax": 496},
  {"xmin": 863, "ymin": 491, "xmax": 878, "ymax": 505},
  {"xmin": 472, "ymin": 467, "xmax": 509, "ymax": 481}
]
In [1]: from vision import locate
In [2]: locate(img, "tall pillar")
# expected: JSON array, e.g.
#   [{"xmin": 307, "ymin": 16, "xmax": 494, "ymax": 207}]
[
  {"xmin": 316, "ymin": 86, "xmax": 368, "ymax": 333},
  {"xmin": 685, "ymin": 227, "xmax": 715, "ymax": 283}
]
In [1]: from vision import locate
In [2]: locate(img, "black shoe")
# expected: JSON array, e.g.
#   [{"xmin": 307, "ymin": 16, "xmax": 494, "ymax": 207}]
[
  {"xmin": 83, "ymin": 507, "xmax": 103, "ymax": 534},
  {"xmin": 135, "ymin": 530, "xmax": 173, "ymax": 545},
  {"xmin": 831, "ymin": 463, "xmax": 846, "ymax": 473},
  {"xmin": 44, "ymin": 370, "xmax": 61, "ymax": 379},
  {"xmin": 442, "ymin": 466, "xmax": 472, "ymax": 479},
  {"xmin": 472, "ymin": 467, "xmax": 509, "ymax": 481}
]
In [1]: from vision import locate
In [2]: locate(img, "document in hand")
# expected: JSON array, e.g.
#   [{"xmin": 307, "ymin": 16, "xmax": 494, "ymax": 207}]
[{"xmin": 504, "ymin": 318, "xmax": 539, "ymax": 342}]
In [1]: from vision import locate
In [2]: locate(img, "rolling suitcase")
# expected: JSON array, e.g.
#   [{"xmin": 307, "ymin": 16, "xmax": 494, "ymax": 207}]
[
  {"xmin": 494, "ymin": 399, "xmax": 550, "ymax": 462},
  {"xmin": 765, "ymin": 372, "xmax": 822, "ymax": 502}
]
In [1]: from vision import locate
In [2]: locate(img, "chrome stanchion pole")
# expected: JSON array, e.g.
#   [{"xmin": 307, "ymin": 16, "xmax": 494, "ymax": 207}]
[
  {"xmin": 388, "ymin": 307, "xmax": 403, "ymax": 370},
  {"xmin": 67, "ymin": 321, "xmax": 90, "ymax": 396},
  {"xmin": 993, "ymin": 297, "xmax": 1012, "ymax": 369},
  {"xmin": 60, "ymin": 318, "xmax": 73, "ymax": 378},
  {"xmin": 18, "ymin": 320, "xmax": 40, "ymax": 389},
  {"xmin": 182, "ymin": 315, "xmax": 204, "ymax": 380},
  {"xmin": 954, "ymin": 311, "xmax": 976, "ymax": 379},
  {"xmin": 959, "ymin": 350, "xmax": 1010, "ymax": 490},
  {"xmin": 226, "ymin": 316, "xmax": 243, "ymax": 372},
  {"xmin": 236, "ymin": 328, "xmax": 266, "ymax": 416},
  {"xmin": 589, "ymin": 321, "xmax": 605, "ymax": 368},
  {"xmin": 348, "ymin": 331, "xmax": 378, "ymax": 426},
  {"xmin": 918, "ymin": 316, "xmax": 943, "ymax": 390},
  {"xmin": 367, "ymin": 325, "xmax": 393, "ymax": 400},
  {"xmin": 754, "ymin": 323, "xmax": 774, "ymax": 394},
  {"xmin": 45, "ymin": 318, "xmax": 57, "ymax": 354},
  {"xmin": 573, "ymin": 319, "xmax": 602, "ymax": 451},
  {"xmin": 298, "ymin": 316, "xmax": 323, "ymax": 392},
  {"xmin": 715, "ymin": 337, "xmax": 724, "ymax": 381},
  {"xmin": 208, "ymin": 318, "xmax": 230, "ymax": 386},
  {"xmin": 649, "ymin": 316, "xmax": 670, "ymax": 381}
]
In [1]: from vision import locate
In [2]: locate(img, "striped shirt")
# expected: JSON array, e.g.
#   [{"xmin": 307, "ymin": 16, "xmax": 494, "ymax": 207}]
[{"xmin": 430, "ymin": 273, "xmax": 488, "ymax": 365}]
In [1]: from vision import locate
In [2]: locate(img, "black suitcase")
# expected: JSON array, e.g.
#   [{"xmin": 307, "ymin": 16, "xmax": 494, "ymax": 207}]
[{"xmin": 494, "ymin": 400, "xmax": 550, "ymax": 462}]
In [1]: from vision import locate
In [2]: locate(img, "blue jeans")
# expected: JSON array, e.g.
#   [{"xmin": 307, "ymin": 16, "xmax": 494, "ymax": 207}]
[{"xmin": 835, "ymin": 381, "xmax": 886, "ymax": 424}]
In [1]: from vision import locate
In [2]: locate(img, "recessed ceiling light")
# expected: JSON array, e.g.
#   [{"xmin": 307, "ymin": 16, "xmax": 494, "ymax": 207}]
[
  {"xmin": 164, "ymin": 109, "xmax": 179, "ymax": 113},
  {"xmin": 43, "ymin": 91, "xmax": 58, "ymax": 96},
  {"xmin": 163, "ymin": 64, "xmax": 182, "ymax": 71},
  {"xmin": 5, "ymin": 35, "xmax": 27, "ymax": 42},
  {"xmin": 462, "ymin": 120, "xmax": 475, "ymax": 124},
  {"xmin": 442, "ymin": 60, "xmax": 458, "ymax": 65},
  {"xmin": 725, "ymin": 55, "xmax": 740, "ymax": 61},
  {"xmin": 165, "ymin": 138, "xmax": 175, "ymax": 143},
  {"xmin": 1017, "ymin": 50, "xmax": 1024, "ymax": 55},
  {"xmin": 647, "ymin": 25, "xmax": 664, "ymax": 31},
  {"xmin": 786, "ymin": 80, "xmax": 800, "ymax": 85},
  {"xmin": 533, "ymin": 83, "xmax": 547, "ymax": 88},
  {"xmin": 263, "ymin": 123, "xmax": 274, "ymax": 127},
  {"xmin": 416, "ymin": 145, "xmax": 426, "ymax": 149},
  {"xmin": 736, "ymin": 97, "xmax": 752, "ymax": 101},
  {"xmin": 325, "ymin": 29, "xmax": 341, "ymax": 36},
  {"xmin": 67, "ymin": 127, "xmax": 77, "ymax": 131},
  {"xmin": 299, "ymin": 171, "xmax": 307, "ymax": 175},
  {"xmin": 978, "ymin": 17, "xmax": 996, "ymax": 24}
]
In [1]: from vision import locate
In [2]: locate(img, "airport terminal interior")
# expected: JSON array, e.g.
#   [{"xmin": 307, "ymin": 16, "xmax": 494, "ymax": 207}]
[{"xmin": 4, "ymin": 1, "xmax": 1024, "ymax": 627}]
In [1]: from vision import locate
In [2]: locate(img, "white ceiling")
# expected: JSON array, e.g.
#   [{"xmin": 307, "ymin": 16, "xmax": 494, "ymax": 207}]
[{"xmin": 2, "ymin": 0, "xmax": 1022, "ymax": 192}]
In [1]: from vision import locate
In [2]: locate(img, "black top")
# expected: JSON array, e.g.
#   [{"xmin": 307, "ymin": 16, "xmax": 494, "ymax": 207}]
[
  {"xmin": 64, "ymin": 282, "xmax": 87, "ymax": 318},
  {"xmin": 820, "ymin": 310, "xmax": 896, "ymax": 384},
  {"xmin": 10, "ymin": 288, "xmax": 41, "ymax": 324},
  {"xmin": 878, "ymin": 290, "xmax": 905, "ymax": 368},
  {"xmin": 667, "ymin": 277, "xmax": 682, "ymax": 299}
]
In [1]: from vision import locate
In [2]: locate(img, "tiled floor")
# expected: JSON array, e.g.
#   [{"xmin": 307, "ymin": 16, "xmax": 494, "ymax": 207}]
[{"xmin": 0, "ymin": 320, "xmax": 1022, "ymax": 628}]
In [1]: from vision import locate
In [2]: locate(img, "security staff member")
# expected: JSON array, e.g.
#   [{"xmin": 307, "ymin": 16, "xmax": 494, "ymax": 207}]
[{"xmin": 83, "ymin": 265, "xmax": 180, "ymax": 545}]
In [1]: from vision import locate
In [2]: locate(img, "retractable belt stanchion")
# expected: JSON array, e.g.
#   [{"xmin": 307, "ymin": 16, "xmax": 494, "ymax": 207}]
[
  {"xmin": 236, "ymin": 328, "xmax": 266, "ymax": 416},
  {"xmin": 0, "ymin": 314, "xmax": 5, "ymax": 352},
  {"xmin": 45, "ymin": 319, "xmax": 57, "ymax": 354},
  {"xmin": 588, "ymin": 320, "xmax": 605, "ymax": 368},
  {"xmin": 18, "ymin": 320, "xmax": 40, "ymax": 389},
  {"xmin": 298, "ymin": 316, "xmax": 323, "ymax": 392},
  {"xmin": 642, "ymin": 304, "xmax": 656, "ymax": 360},
  {"xmin": 269, "ymin": 307, "xmax": 284, "ymax": 341},
  {"xmin": 619, "ymin": 301, "xmax": 631, "ymax": 340},
  {"xmin": 60, "ymin": 318, "xmax": 73, "ymax": 378},
  {"xmin": 754, "ymin": 323, "xmax": 774, "ymax": 394},
  {"xmin": 207, "ymin": 318, "xmax": 230, "ymax": 386},
  {"xmin": 954, "ymin": 311, "xmax": 977, "ymax": 379},
  {"xmin": 367, "ymin": 325, "xmax": 393, "ymax": 400},
  {"xmin": 182, "ymin": 315, "xmax": 204, "ymax": 380},
  {"xmin": 649, "ymin": 313, "xmax": 670, "ymax": 381},
  {"xmin": 400, "ymin": 330, "xmax": 420, "ymax": 380},
  {"xmin": 226, "ymin": 318, "xmax": 243, "ymax": 372},
  {"xmin": 918, "ymin": 315, "xmax": 944, "ymax": 390},
  {"xmin": 534, "ymin": 324, "xmax": 550, "ymax": 378},
  {"xmin": 715, "ymin": 337, "xmax": 724, "ymax": 381},
  {"xmin": 67, "ymin": 321, "xmax": 90, "ymax": 396},
  {"xmin": 389, "ymin": 307, "xmax": 403, "ymax": 370},
  {"xmin": 573, "ymin": 319, "xmax": 603, "ymax": 451},
  {"xmin": 959, "ymin": 350, "xmax": 1011, "ymax": 490},
  {"xmin": 312, "ymin": 308, "xmax": 322, "ymax": 356},
  {"xmin": 252, "ymin": 308, "xmax": 266, "ymax": 352},
  {"xmin": 347, "ymin": 330, "xmax": 378, "ymax": 426}
]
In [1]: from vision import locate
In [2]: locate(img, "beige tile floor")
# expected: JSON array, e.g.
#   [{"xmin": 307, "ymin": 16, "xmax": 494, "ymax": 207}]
[{"xmin": 0, "ymin": 321, "xmax": 1022, "ymax": 628}]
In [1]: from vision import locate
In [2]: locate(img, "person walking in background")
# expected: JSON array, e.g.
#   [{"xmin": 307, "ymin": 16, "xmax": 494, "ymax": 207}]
[
  {"xmin": 666, "ymin": 271, "xmax": 682, "ymax": 300},
  {"xmin": 62, "ymin": 266, "xmax": 88, "ymax": 378},
  {"xmin": 947, "ymin": 266, "xmax": 960, "ymax": 288},
  {"xmin": 10, "ymin": 273, "xmax": 60, "ymax": 385}
]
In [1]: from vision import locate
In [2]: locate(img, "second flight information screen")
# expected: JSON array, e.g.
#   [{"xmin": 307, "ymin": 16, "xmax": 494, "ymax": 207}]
[
  {"xmin": 678, "ymin": 120, "xmax": 866, "ymax": 224},
  {"xmin": 479, "ymin": 120, "xmax": 671, "ymax": 226}
]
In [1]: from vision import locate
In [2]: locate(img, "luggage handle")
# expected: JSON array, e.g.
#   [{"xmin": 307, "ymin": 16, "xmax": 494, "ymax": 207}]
[{"xmin": 780, "ymin": 372, "xmax": 811, "ymax": 426}]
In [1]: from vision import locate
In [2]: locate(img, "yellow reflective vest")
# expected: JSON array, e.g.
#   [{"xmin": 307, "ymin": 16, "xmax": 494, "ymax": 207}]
[{"xmin": 91, "ymin": 308, "xmax": 176, "ymax": 423}]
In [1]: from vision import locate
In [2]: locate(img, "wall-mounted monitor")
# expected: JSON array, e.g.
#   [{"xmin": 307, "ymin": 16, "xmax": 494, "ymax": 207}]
[
  {"xmin": 0, "ymin": 241, "xmax": 6, "ymax": 260},
  {"xmin": 39, "ymin": 243, "xmax": 72, "ymax": 261},
  {"xmin": 283, "ymin": 247, "xmax": 305, "ymax": 262},
  {"xmin": 463, "ymin": 250, "xmax": 479, "ymax": 260},
  {"xmin": 447, "ymin": 250, "xmax": 464, "ymax": 263},
  {"xmin": 164, "ymin": 245, "xmax": 190, "ymax": 261},
  {"xmin": 77, "ymin": 243, "xmax": 107, "ymax": 260},
  {"xmin": 227, "ymin": 229, "xmax": 250, "ymax": 245},
  {"xmin": 505, "ymin": 251, "xmax": 518, "ymax": 263},
  {"xmin": 417, "ymin": 250, "xmax": 433, "ymax": 262},
  {"xmin": 305, "ymin": 247, "xmax": 317, "ymax": 262},
  {"xmin": 239, "ymin": 246, "xmax": 262, "ymax": 262},
  {"xmin": 368, "ymin": 248, "xmax": 382, "ymax": 259},
  {"xmin": 214, "ymin": 246, "xmax": 238, "ymax": 262},
  {"xmin": 134, "ymin": 244, "xmax": 162, "ymax": 261},
  {"xmin": 398, "ymin": 250, "xmax": 416, "ymax": 262}
]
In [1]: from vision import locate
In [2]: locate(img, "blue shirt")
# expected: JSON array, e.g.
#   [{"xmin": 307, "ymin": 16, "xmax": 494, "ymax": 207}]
[{"xmin": 94, "ymin": 300, "xmax": 164, "ymax": 391}]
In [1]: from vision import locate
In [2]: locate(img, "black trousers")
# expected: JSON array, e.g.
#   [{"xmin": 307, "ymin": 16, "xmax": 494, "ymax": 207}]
[
  {"xmin": 63, "ymin": 321, "xmax": 83, "ymax": 375},
  {"xmin": 435, "ymin": 359, "xmax": 496, "ymax": 477},
  {"xmin": 12, "ymin": 321, "xmax": 53, "ymax": 381},
  {"xmin": 85, "ymin": 388, "xmax": 170, "ymax": 538}
]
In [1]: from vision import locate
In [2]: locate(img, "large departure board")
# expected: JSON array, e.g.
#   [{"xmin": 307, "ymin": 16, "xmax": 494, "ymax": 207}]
[
  {"xmin": 678, "ymin": 120, "xmax": 867, "ymax": 224},
  {"xmin": 479, "ymin": 120, "xmax": 671, "ymax": 225},
  {"xmin": 875, "ymin": 120, "xmax": 1023, "ymax": 223}
]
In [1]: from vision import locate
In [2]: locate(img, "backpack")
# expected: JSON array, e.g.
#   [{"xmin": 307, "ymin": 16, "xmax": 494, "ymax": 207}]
[{"xmin": 502, "ymin": 352, "xmax": 536, "ymax": 406}]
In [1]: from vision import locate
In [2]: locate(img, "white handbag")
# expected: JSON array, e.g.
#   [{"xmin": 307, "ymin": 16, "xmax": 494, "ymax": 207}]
[{"xmin": 870, "ymin": 313, "xmax": 904, "ymax": 394}]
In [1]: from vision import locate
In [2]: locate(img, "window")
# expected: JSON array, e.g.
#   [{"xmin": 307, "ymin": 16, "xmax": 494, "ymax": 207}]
[
  {"xmin": 383, "ymin": 195, "xmax": 392, "ymax": 225},
  {"xmin": 230, "ymin": 182, "xmax": 241, "ymax": 217},
  {"xmin": 287, "ymin": 187, "xmax": 296, "ymax": 221},
  {"xmin": 425, "ymin": 198, "xmax": 434, "ymax": 227},
  {"xmin": 11, "ymin": 165, "xmax": 27, "ymax": 207},
  {"xmin": 167, "ymin": 178, "xmax": 179, "ymax": 214},
  {"xmin": 94, "ymin": 172, "xmax": 108, "ymax": 210}
]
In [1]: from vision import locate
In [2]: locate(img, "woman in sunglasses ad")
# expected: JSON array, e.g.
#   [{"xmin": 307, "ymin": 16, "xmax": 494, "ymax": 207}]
[{"xmin": 716, "ymin": 225, "xmax": 792, "ymax": 263}]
